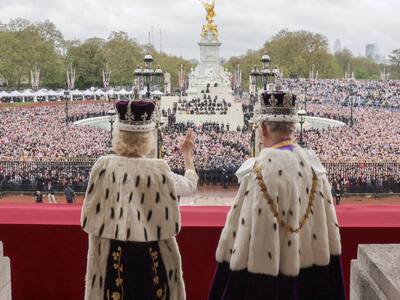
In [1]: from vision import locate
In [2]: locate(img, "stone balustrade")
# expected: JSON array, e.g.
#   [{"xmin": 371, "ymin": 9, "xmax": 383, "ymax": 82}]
[
  {"xmin": 0, "ymin": 241, "xmax": 11, "ymax": 300},
  {"xmin": 351, "ymin": 244, "xmax": 400, "ymax": 300}
]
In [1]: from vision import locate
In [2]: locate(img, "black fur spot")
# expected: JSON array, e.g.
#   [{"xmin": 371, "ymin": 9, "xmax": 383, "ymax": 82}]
[
  {"xmin": 282, "ymin": 210, "xmax": 285, "ymax": 216},
  {"xmin": 276, "ymin": 196, "xmax": 279, "ymax": 203},
  {"xmin": 335, "ymin": 223, "xmax": 339, "ymax": 228},
  {"xmin": 273, "ymin": 223, "xmax": 277, "ymax": 231},
  {"xmin": 300, "ymin": 161, "xmax": 304, "ymax": 167},
  {"xmin": 306, "ymin": 187, "xmax": 310, "ymax": 194},
  {"xmin": 119, "ymin": 208, "xmax": 123, "ymax": 219},
  {"xmin": 135, "ymin": 176, "xmax": 140, "ymax": 187},
  {"xmin": 268, "ymin": 252, "xmax": 272, "ymax": 259},
  {"xmin": 311, "ymin": 209, "xmax": 314, "ymax": 215},
  {"xmin": 299, "ymin": 197, "xmax": 302, "ymax": 203},
  {"xmin": 127, "ymin": 228, "xmax": 131, "ymax": 239},
  {"xmin": 88, "ymin": 183, "xmax": 94, "ymax": 194},
  {"xmin": 137, "ymin": 210, "xmax": 141, "ymax": 221},
  {"xmin": 313, "ymin": 234, "xmax": 317, "ymax": 240},
  {"xmin": 233, "ymin": 205, "xmax": 237, "ymax": 209},
  {"xmin": 288, "ymin": 240, "xmax": 292, "ymax": 247},
  {"xmin": 230, "ymin": 249, "xmax": 233, "ymax": 254},
  {"xmin": 147, "ymin": 176, "xmax": 151, "ymax": 188},
  {"xmin": 233, "ymin": 231, "xmax": 236, "ymax": 238},
  {"xmin": 141, "ymin": 193, "xmax": 145, "ymax": 204},
  {"xmin": 298, "ymin": 172, "xmax": 302, "ymax": 177},
  {"xmin": 241, "ymin": 218, "xmax": 245, "ymax": 225},
  {"xmin": 114, "ymin": 225, "xmax": 119, "ymax": 239},
  {"xmin": 99, "ymin": 169, "xmax": 106, "ymax": 177},
  {"xmin": 82, "ymin": 217, "xmax": 87, "ymax": 228},
  {"xmin": 232, "ymin": 249, "xmax": 236, "ymax": 254},
  {"xmin": 175, "ymin": 222, "xmax": 179, "ymax": 234},
  {"xmin": 129, "ymin": 192, "xmax": 133, "ymax": 203},
  {"xmin": 105, "ymin": 189, "xmax": 109, "ymax": 199},
  {"xmin": 170, "ymin": 192, "xmax": 176, "ymax": 201},
  {"xmin": 268, "ymin": 158, "xmax": 271, "ymax": 162},
  {"xmin": 278, "ymin": 170, "xmax": 282, "ymax": 176},
  {"xmin": 245, "ymin": 190, "xmax": 249, "ymax": 196},
  {"xmin": 174, "ymin": 269, "xmax": 178, "ymax": 282},
  {"xmin": 327, "ymin": 199, "xmax": 332, "ymax": 205},
  {"xmin": 319, "ymin": 192, "xmax": 324, "ymax": 198},
  {"xmin": 157, "ymin": 225, "xmax": 161, "ymax": 240},
  {"xmin": 169, "ymin": 270, "xmax": 173, "ymax": 280},
  {"xmin": 258, "ymin": 208, "xmax": 262, "ymax": 215},
  {"xmin": 112, "ymin": 172, "xmax": 115, "ymax": 183},
  {"xmin": 110, "ymin": 207, "xmax": 115, "ymax": 219},
  {"xmin": 155, "ymin": 192, "xmax": 160, "ymax": 203},
  {"xmin": 147, "ymin": 210, "xmax": 153, "ymax": 222},
  {"xmin": 144, "ymin": 228, "xmax": 148, "ymax": 241},
  {"xmin": 123, "ymin": 173, "xmax": 128, "ymax": 184},
  {"xmin": 99, "ymin": 276, "xmax": 103, "ymax": 289},
  {"xmin": 117, "ymin": 192, "xmax": 120, "ymax": 202},
  {"xmin": 289, "ymin": 210, "xmax": 293, "ymax": 216},
  {"xmin": 165, "ymin": 207, "xmax": 169, "ymax": 220},
  {"xmin": 91, "ymin": 274, "xmax": 96, "ymax": 287},
  {"xmin": 99, "ymin": 224, "xmax": 105, "ymax": 237},
  {"xmin": 162, "ymin": 174, "xmax": 166, "ymax": 184},
  {"xmin": 98, "ymin": 243, "xmax": 101, "ymax": 256}
]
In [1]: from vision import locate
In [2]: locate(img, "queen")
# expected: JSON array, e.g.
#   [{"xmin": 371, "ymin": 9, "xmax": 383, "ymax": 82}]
[{"xmin": 81, "ymin": 99, "xmax": 198, "ymax": 300}]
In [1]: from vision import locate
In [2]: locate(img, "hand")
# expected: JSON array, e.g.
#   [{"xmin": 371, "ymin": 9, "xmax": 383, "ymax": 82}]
[{"xmin": 180, "ymin": 128, "xmax": 195, "ymax": 157}]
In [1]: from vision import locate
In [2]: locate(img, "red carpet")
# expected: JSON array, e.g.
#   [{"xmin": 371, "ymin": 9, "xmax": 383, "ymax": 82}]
[{"xmin": 1, "ymin": 204, "xmax": 400, "ymax": 300}]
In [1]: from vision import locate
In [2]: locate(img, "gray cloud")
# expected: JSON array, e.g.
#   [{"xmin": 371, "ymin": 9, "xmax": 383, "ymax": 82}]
[{"xmin": 0, "ymin": 0, "xmax": 398, "ymax": 59}]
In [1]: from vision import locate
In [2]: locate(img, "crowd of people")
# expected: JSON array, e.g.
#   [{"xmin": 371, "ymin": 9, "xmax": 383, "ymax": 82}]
[
  {"xmin": 0, "ymin": 78, "xmax": 399, "ymax": 193},
  {"xmin": 177, "ymin": 95, "xmax": 231, "ymax": 115}
]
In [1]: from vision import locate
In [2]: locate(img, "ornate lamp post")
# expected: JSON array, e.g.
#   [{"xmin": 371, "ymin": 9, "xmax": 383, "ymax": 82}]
[
  {"xmin": 250, "ymin": 51, "xmax": 276, "ymax": 94},
  {"xmin": 107, "ymin": 109, "xmax": 116, "ymax": 148},
  {"xmin": 298, "ymin": 109, "xmax": 306, "ymax": 147},
  {"xmin": 65, "ymin": 64, "xmax": 75, "ymax": 126},
  {"xmin": 134, "ymin": 54, "xmax": 164, "ymax": 99}
]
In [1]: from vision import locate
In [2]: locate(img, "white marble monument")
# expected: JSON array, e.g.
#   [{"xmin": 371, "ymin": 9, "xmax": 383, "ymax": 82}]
[{"xmin": 187, "ymin": 0, "xmax": 232, "ymax": 94}]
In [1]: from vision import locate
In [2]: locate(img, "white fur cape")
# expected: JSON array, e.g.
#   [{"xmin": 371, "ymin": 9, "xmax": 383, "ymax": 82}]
[
  {"xmin": 216, "ymin": 145, "xmax": 341, "ymax": 277},
  {"xmin": 81, "ymin": 155, "xmax": 197, "ymax": 300}
]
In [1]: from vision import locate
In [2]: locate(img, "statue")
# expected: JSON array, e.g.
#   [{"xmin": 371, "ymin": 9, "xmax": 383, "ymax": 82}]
[
  {"xmin": 200, "ymin": 0, "xmax": 219, "ymax": 38},
  {"xmin": 202, "ymin": 0, "xmax": 216, "ymax": 23}
]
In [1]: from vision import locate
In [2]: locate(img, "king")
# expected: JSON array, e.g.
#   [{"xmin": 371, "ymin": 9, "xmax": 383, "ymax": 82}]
[{"xmin": 208, "ymin": 81, "xmax": 346, "ymax": 300}]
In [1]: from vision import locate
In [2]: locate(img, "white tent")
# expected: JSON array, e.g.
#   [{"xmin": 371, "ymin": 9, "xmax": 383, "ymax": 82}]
[
  {"xmin": 117, "ymin": 88, "xmax": 131, "ymax": 95},
  {"xmin": 8, "ymin": 91, "xmax": 24, "ymax": 97},
  {"xmin": 95, "ymin": 89, "xmax": 106, "ymax": 95},
  {"xmin": 0, "ymin": 91, "xmax": 9, "ymax": 97},
  {"xmin": 83, "ymin": 89, "xmax": 94, "ymax": 96},
  {"xmin": 152, "ymin": 90, "xmax": 164, "ymax": 96}
]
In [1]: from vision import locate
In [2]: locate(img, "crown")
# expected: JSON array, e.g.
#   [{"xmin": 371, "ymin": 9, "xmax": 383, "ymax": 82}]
[
  {"xmin": 258, "ymin": 82, "xmax": 298, "ymax": 123},
  {"xmin": 115, "ymin": 100, "xmax": 157, "ymax": 132}
]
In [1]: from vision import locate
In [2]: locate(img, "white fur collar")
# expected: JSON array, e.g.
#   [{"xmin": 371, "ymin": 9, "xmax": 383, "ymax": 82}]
[
  {"xmin": 81, "ymin": 156, "xmax": 181, "ymax": 242},
  {"xmin": 217, "ymin": 146, "xmax": 341, "ymax": 276}
]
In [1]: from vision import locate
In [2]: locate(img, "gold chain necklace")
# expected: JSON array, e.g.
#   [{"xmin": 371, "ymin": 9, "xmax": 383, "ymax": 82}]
[{"xmin": 253, "ymin": 162, "xmax": 318, "ymax": 234}]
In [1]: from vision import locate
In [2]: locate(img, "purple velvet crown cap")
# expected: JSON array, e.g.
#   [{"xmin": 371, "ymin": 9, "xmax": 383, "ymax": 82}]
[{"xmin": 115, "ymin": 100, "xmax": 155, "ymax": 122}]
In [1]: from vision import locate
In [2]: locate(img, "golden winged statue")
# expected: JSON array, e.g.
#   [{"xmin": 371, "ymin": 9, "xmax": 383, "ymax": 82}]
[{"xmin": 200, "ymin": 0, "xmax": 219, "ymax": 38}]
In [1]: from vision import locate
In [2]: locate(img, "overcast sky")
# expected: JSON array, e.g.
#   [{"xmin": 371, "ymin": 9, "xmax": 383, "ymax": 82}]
[{"xmin": 0, "ymin": 0, "xmax": 398, "ymax": 60}]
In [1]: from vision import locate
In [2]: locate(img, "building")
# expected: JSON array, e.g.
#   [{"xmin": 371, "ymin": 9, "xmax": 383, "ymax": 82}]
[
  {"xmin": 365, "ymin": 44, "xmax": 376, "ymax": 58},
  {"xmin": 333, "ymin": 39, "xmax": 342, "ymax": 53}
]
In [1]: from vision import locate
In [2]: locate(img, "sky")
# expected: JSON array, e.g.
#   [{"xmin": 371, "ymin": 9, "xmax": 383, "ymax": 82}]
[{"xmin": 0, "ymin": 0, "xmax": 399, "ymax": 60}]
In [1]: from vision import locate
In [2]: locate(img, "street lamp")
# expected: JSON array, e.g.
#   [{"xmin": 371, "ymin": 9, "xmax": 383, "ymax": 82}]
[
  {"xmin": 134, "ymin": 54, "xmax": 164, "ymax": 99},
  {"xmin": 250, "ymin": 51, "xmax": 276, "ymax": 94},
  {"xmin": 298, "ymin": 109, "xmax": 306, "ymax": 147},
  {"xmin": 107, "ymin": 109, "xmax": 116, "ymax": 148}
]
